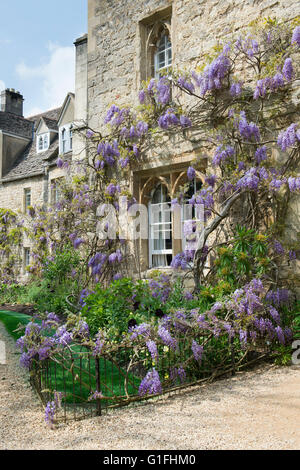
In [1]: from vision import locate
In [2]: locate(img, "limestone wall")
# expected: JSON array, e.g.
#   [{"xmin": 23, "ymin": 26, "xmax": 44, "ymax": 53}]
[
  {"xmin": 0, "ymin": 175, "xmax": 44, "ymax": 213},
  {"xmin": 87, "ymin": 0, "xmax": 300, "ymax": 129}
]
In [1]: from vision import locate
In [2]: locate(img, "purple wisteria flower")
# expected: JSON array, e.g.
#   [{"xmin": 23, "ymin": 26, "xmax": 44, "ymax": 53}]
[
  {"xmin": 178, "ymin": 76, "xmax": 195, "ymax": 93},
  {"xmin": 187, "ymin": 166, "xmax": 196, "ymax": 181},
  {"xmin": 55, "ymin": 326, "xmax": 73, "ymax": 347},
  {"xmin": 104, "ymin": 104, "xmax": 120, "ymax": 124},
  {"xmin": 158, "ymin": 326, "xmax": 177, "ymax": 351},
  {"xmin": 45, "ymin": 401, "xmax": 56, "ymax": 427},
  {"xmin": 146, "ymin": 340, "xmax": 159, "ymax": 363},
  {"xmin": 255, "ymin": 146, "xmax": 267, "ymax": 164},
  {"xmin": 213, "ymin": 145, "xmax": 235, "ymax": 166},
  {"xmin": 88, "ymin": 390, "xmax": 103, "ymax": 401},
  {"xmin": 230, "ymin": 82, "xmax": 243, "ymax": 96},
  {"xmin": 238, "ymin": 112, "xmax": 260, "ymax": 142},
  {"xmin": 192, "ymin": 340, "xmax": 204, "ymax": 363},
  {"xmin": 57, "ymin": 158, "xmax": 64, "ymax": 169},
  {"xmin": 236, "ymin": 167, "xmax": 260, "ymax": 190},
  {"xmin": 138, "ymin": 89, "xmax": 146, "ymax": 104},
  {"xmin": 282, "ymin": 58, "xmax": 294, "ymax": 81},
  {"xmin": 184, "ymin": 291, "xmax": 194, "ymax": 301},
  {"xmin": 273, "ymin": 240, "xmax": 285, "ymax": 255},
  {"xmin": 275, "ymin": 326, "xmax": 285, "ymax": 345},
  {"xmin": 73, "ymin": 238, "xmax": 85, "ymax": 249},
  {"xmin": 108, "ymin": 249, "xmax": 122, "ymax": 264},
  {"xmin": 92, "ymin": 332, "xmax": 105, "ymax": 357},
  {"xmin": 205, "ymin": 174, "xmax": 217, "ymax": 187},
  {"xmin": 266, "ymin": 288, "xmax": 291, "ymax": 307},
  {"xmin": 136, "ymin": 121, "xmax": 149, "ymax": 137},
  {"xmin": 269, "ymin": 306, "xmax": 281, "ymax": 325},
  {"xmin": 139, "ymin": 369, "xmax": 162, "ymax": 396},
  {"xmin": 193, "ymin": 52, "xmax": 231, "ymax": 95},
  {"xmin": 288, "ymin": 177, "xmax": 300, "ymax": 192},
  {"xmin": 291, "ymin": 26, "xmax": 300, "ymax": 47},
  {"xmin": 277, "ymin": 123, "xmax": 300, "ymax": 151},
  {"xmin": 130, "ymin": 323, "xmax": 151, "ymax": 340},
  {"xmin": 180, "ymin": 115, "xmax": 192, "ymax": 128},
  {"xmin": 171, "ymin": 250, "xmax": 194, "ymax": 270},
  {"xmin": 106, "ymin": 183, "xmax": 121, "ymax": 197}
]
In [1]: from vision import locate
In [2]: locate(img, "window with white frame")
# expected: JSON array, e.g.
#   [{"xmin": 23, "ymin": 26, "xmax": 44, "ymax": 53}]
[
  {"xmin": 182, "ymin": 179, "xmax": 203, "ymax": 252},
  {"xmin": 51, "ymin": 178, "xmax": 62, "ymax": 204},
  {"xmin": 149, "ymin": 184, "xmax": 172, "ymax": 268},
  {"xmin": 154, "ymin": 33, "xmax": 172, "ymax": 79},
  {"xmin": 60, "ymin": 124, "xmax": 73, "ymax": 154},
  {"xmin": 24, "ymin": 188, "xmax": 31, "ymax": 212},
  {"xmin": 37, "ymin": 133, "xmax": 50, "ymax": 153},
  {"xmin": 24, "ymin": 247, "xmax": 30, "ymax": 267}
]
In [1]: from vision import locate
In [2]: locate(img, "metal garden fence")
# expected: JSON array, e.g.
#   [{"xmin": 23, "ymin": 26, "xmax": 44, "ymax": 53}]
[{"xmin": 29, "ymin": 333, "xmax": 269, "ymax": 423}]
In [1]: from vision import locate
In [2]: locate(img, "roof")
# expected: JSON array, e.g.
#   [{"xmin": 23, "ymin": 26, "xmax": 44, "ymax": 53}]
[
  {"xmin": 1, "ymin": 106, "xmax": 62, "ymax": 182},
  {"xmin": 1, "ymin": 135, "xmax": 59, "ymax": 182},
  {"xmin": 27, "ymin": 107, "xmax": 61, "ymax": 131},
  {"xmin": 0, "ymin": 111, "xmax": 33, "ymax": 139}
]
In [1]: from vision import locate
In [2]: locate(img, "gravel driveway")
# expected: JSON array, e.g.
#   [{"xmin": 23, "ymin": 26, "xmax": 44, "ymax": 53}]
[{"xmin": 0, "ymin": 321, "xmax": 299, "ymax": 450}]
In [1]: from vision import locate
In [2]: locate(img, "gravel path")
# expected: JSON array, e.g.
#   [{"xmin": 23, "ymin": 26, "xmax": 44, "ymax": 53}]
[{"xmin": 0, "ymin": 321, "xmax": 299, "ymax": 450}]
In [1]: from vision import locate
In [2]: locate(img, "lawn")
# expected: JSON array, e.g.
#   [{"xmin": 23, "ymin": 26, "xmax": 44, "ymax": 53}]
[{"xmin": 0, "ymin": 310, "xmax": 140, "ymax": 405}]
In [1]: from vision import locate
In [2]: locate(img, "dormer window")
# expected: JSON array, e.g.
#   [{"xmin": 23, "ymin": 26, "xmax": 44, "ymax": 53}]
[
  {"xmin": 154, "ymin": 33, "xmax": 172, "ymax": 78},
  {"xmin": 37, "ymin": 132, "xmax": 50, "ymax": 153},
  {"xmin": 60, "ymin": 124, "xmax": 73, "ymax": 154}
]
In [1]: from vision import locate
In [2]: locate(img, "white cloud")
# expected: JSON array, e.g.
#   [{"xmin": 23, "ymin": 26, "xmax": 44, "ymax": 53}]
[
  {"xmin": 0, "ymin": 80, "xmax": 5, "ymax": 92},
  {"xmin": 16, "ymin": 42, "xmax": 75, "ymax": 111}
]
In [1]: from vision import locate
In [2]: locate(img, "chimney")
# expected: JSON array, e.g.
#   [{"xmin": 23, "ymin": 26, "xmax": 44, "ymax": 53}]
[{"xmin": 0, "ymin": 88, "xmax": 24, "ymax": 117}]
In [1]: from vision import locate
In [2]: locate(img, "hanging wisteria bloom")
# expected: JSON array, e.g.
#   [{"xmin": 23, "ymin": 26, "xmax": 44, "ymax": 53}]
[
  {"xmin": 282, "ymin": 58, "xmax": 294, "ymax": 81},
  {"xmin": 291, "ymin": 25, "xmax": 300, "ymax": 47},
  {"xmin": 255, "ymin": 146, "xmax": 267, "ymax": 164},
  {"xmin": 45, "ymin": 401, "xmax": 56, "ymax": 427},
  {"xmin": 288, "ymin": 177, "xmax": 300, "ymax": 192},
  {"xmin": 146, "ymin": 340, "xmax": 159, "ymax": 363},
  {"xmin": 192, "ymin": 340, "xmax": 204, "ymax": 363},
  {"xmin": 277, "ymin": 123, "xmax": 300, "ymax": 151},
  {"xmin": 139, "ymin": 368, "xmax": 162, "ymax": 396},
  {"xmin": 187, "ymin": 166, "xmax": 196, "ymax": 181},
  {"xmin": 158, "ymin": 326, "xmax": 177, "ymax": 351},
  {"xmin": 238, "ymin": 112, "xmax": 260, "ymax": 142},
  {"xmin": 212, "ymin": 145, "xmax": 235, "ymax": 166},
  {"xmin": 178, "ymin": 76, "xmax": 195, "ymax": 93},
  {"xmin": 230, "ymin": 82, "xmax": 243, "ymax": 97},
  {"xmin": 194, "ymin": 51, "xmax": 231, "ymax": 96}
]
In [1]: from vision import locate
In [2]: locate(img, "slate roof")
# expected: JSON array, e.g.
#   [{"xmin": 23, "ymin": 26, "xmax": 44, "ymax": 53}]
[
  {"xmin": 0, "ymin": 111, "xmax": 33, "ymax": 139},
  {"xmin": 1, "ymin": 107, "xmax": 62, "ymax": 182},
  {"xmin": 27, "ymin": 108, "xmax": 61, "ymax": 129},
  {"xmin": 1, "ymin": 135, "xmax": 59, "ymax": 182}
]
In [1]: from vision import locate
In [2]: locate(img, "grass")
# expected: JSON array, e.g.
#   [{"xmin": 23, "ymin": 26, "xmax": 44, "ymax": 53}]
[
  {"xmin": 0, "ymin": 310, "xmax": 32, "ymax": 340},
  {"xmin": 0, "ymin": 310, "xmax": 141, "ymax": 404}
]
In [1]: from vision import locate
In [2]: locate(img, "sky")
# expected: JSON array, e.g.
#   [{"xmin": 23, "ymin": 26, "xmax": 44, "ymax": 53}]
[{"xmin": 0, "ymin": 0, "xmax": 87, "ymax": 116}]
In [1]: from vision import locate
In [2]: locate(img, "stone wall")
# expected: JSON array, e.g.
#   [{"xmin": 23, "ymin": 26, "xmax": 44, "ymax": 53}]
[
  {"xmin": 87, "ymin": 0, "xmax": 300, "ymax": 129},
  {"xmin": 0, "ymin": 175, "xmax": 44, "ymax": 213}
]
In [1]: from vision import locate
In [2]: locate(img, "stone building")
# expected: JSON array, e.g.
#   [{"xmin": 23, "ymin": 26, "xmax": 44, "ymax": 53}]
[
  {"xmin": 0, "ymin": 31, "xmax": 88, "ymax": 275},
  {"xmin": 0, "ymin": 90, "xmax": 75, "ymax": 274},
  {"xmin": 85, "ymin": 0, "xmax": 300, "ymax": 277},
  {"xmin": 0, "ymin": 0, "xmax": 299, "ymax": 282}
]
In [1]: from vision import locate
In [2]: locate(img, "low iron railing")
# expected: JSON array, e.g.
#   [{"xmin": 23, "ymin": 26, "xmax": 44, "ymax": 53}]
[{"xmin": 29, "ymin": 334, "xmax": 269, "ymax": 423}]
